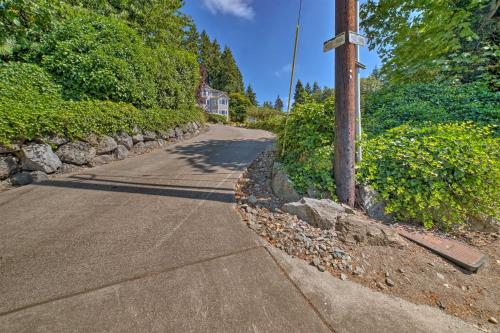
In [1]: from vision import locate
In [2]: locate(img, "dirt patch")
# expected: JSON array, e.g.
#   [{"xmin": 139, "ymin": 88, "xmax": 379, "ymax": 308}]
[{"xmin": 235, "ymin": 150, "xmax": 500, "ymax": 332}]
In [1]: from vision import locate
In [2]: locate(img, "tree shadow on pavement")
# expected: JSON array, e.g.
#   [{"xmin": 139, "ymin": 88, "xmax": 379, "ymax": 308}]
[{"xmin": 166, "ymin": 138, "xmax": 274, "ymax": 174}]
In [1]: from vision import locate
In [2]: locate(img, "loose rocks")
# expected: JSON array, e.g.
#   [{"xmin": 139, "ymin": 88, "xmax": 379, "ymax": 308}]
[
  {"xmin": 282, "ymin": 197, "xmax": 349, "ymax": 230},
  {"xmin": 335, "ymin": 215, "xmax": 406, "ymax": 247}
]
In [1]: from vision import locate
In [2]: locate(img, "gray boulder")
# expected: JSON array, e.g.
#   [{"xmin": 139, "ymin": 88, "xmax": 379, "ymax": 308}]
[
  {"xmin": 30, "ymin": 171, "xmax": 49, "ymax": 183},
  {"xmin": 0, "ymin": 156, "xmax": 18, "ymax": 180},
  {"xmin": 357, "ymin": 184, "xmax": 393, "ymax": 223},
  {"xmin": 271, "ymin": 162, "xmax": 301, "ymax": 202},
  {"xmin": 157, "ymin": 139, "xmax": 167, "ymax": 147},
  {"xmin": 114, "ymin": 145, "xmax": 129, "ymax": 160},
  {"xmin": 282, "ymin": 197, "xmax": 348, "ymax": 230},
  {"xmin": 114, "ymin": 132, "xmax": 133, "ymax": 150},
  {"xmin": 132, "ymin": 141, "xmax": 146, "ymax": 153},
  {"xmin": 20, "ymin": 144, "xmax": 62, "ymax": 174},
  {"xmin": 96, "ymin": 135, "xmax": 118, "ymax": 155},
  {"xmin": 89, "ymin": 154, "xmax": 114, "ymax": 167},
  {"xmin": 57, "ymin": 141, "xmax": 96, "ymax": 165},
  {"xmin": 335, "ymin": 215, "xmax": 406, "ymax": 247},
  {"xmin": 46, "ymin": 135, "xmax": 68, "ymax": 147},
  {"xmin": 143, "ymin": 131, "xmax": 157, "ymax": 141},
  {"xmin": 132, "ymin": 133, "xmax": 144, "ymax": 144},
  {"xmin": 174, "ymin": 127, "xmax": 183, "ymax": 139},
  {"xmin": 10, "ymin": 172, "xmax": 33, "ymax": 186},
  {"xmin": 167, "ymin": 129, "xmax": 176, "ymax": 139},
  {"xmin": 143, "ymin": 141, "xmax": 160, "ymax": 149}
]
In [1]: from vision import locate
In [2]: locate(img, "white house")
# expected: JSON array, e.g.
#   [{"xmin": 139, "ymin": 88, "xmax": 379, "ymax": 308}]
[{"xmin": 199, "ymin": 84, "xmax": 230, "ymax": 121}]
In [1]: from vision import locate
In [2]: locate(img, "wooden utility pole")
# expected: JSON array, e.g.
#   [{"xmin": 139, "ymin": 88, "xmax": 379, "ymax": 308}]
[{"xmin": 334, "ymin": 0, "xmax": 357, "ymax": 206}]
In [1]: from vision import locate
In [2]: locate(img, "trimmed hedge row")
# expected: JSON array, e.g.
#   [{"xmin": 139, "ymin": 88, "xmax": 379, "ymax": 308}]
[{"xmin": 0, "ymin": 62, "xmax": 204, "ymax": 145}]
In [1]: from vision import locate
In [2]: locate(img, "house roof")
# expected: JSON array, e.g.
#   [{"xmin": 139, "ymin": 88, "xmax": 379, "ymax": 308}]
[{"xmin": 202, "ymin": 84, "xmax": 229, "ymax": 98}]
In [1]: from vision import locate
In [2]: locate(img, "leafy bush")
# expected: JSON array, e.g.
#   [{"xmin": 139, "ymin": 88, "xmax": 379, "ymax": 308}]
[
  {"xmin": 277, "ymin": 99, "xmax": 336, "ymax": 197},
  {"xmin": 206, "ymin": 113, "xmax": 228, "ymax": 124},
  {"xmin": 359, "ymin": 123, "xmax": 499, "ymax": 229},
  {"xmin": 0, "ymin": 62, "xmax": 204, "ymax": 145},
  {"xmin": 245, "ymin": 115, "xmax": 285, "ymax": 133},
  {"xmin": 37, "ymin": 10, "xmax": 158, "ymax": 108},
  {"xmin": 364, "ymin": 82, "xmax": 500, "ymax": 136}
]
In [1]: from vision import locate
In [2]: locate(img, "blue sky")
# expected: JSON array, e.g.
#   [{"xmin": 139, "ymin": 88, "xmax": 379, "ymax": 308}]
[{"xmin": 183, "ymin": 0, "xmax": 381, "ymax": 105}]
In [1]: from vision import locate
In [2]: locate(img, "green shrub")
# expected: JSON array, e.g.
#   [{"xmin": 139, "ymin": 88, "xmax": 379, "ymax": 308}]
[
  {"xmin": 278, "ymin": 99, "xmax": 336, "ymax": 197},
  {"xmin": 245, "ymin": 115, "xmax": 285, "ymax": 133},
  {"xmin": 0, "ymin": 62, "xmax": 204, "ymax": 145},
  {"xmin": 364, "ymin": 82, "xmax": 500, "ymax": 136},
  {"xmin": 359, "ymin": 123, "xmax": 499, "ymax": 229},
  {"xmin": 37, "ymin": 10, "xmax": 158, "ymax": 108},
  {"xmin": 206, "ymin": 113, "xmax": 228, "ymax": 124}
]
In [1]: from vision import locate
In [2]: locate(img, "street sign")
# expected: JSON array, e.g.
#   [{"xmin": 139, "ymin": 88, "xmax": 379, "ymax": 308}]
[
  {"xmin": 348, "ymin": 31, "xmax": 366, "ymax": 46},
  {"xmin": 323, "ymin": 32, "xmax": 345, "ymax": 52}
]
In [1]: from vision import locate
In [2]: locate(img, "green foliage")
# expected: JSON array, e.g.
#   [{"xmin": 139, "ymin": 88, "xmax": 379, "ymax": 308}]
[
  {"xmin": 274, "ymin": 95, "xmax": 284, "ymax": 111},
  {"xmin": 229, "ymin": 92, "xmax": 251, "ymax": 122},
  {"xmin": 245, "ymin": 115, "xmax": 284, "ymax": 133},
  {"xmin": 206, "ymin": 113, "xmax": 228, "ymax": 124},
  {"xmin": 198, "ymin": 31, "xmax": 244, "ymax": 95},
  {"xmin": 0, "ymin": 62, "xmax": 204, "ymax": 145},
  {"xmin": 359, "ymin": 123, "xmax": 499, "ymax": 230},
  {"xmin": 278, "ymin": 99, "xmax": 336, "ymax": 197},
  {"xmin": 246, "ymin": 106, "xmax": 282, "ymax": 122},
  {"xmin": 364, "ymin": 82, "xmax": 500, "ymax": 136},
  {"xmin": 360, "ymin": 0, "xmax": 499, "ymax": 88},
  {"xmin": 245, "ymin": 85, "xmax": 258, "ymax": 106},
  {"xmin": 37, "ymin": 10, "xmax": 157, "ymax": 107}
]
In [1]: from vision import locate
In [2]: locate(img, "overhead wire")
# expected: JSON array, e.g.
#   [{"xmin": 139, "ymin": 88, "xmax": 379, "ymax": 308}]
[{"xmin": 281, "ymin": 0, "xmax": 303, "ymax": 158}]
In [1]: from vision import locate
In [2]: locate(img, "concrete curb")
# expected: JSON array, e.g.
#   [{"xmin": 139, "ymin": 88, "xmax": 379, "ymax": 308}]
[{"xmin": 264, "ymin": 244, "xmax": 483, "ymax": 333}]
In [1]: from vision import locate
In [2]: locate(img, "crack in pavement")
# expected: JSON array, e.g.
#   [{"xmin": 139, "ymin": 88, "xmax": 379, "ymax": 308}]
[{"xmin": 0, "ymin": 245, "xmax": 263, "ymax": 318}]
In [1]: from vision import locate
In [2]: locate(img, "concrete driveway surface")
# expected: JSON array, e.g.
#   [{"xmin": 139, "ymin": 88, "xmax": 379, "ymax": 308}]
[
  {"xmin": 0, "ymin": 125, "xmax": 481, "ymax": 333},
  {"xmin": 0, "ymin": 125, "xmax": 331, "ymax": 332}
]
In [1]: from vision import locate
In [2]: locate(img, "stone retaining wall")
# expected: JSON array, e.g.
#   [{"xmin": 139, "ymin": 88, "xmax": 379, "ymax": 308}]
[{"xmin": 0, "ymin": 121, "xmax": 204, "ymax": 189}]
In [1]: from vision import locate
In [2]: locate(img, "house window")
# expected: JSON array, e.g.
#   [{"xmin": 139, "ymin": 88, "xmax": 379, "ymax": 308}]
[{"xmin": 220, "ymin": 98, "xmax": 226, "ymax": 105}]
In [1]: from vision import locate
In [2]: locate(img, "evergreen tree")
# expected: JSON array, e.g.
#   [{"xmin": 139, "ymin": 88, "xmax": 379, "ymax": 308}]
[
  {"xmin": 246, "ymin": 85, "xmax": 258, "ymax": 106},
  {"xmin": 293, "ymin": 80, "xmax": 306, "ymax": 105},
  {"xmin": 274, "ymin": 95, "xmax": 284, "ymax": 111},
  {"xmin": 262, "ymin": 101, "xmax": 273, "ymax": 108},
  {"xmin": 305, "ymin": 82, "xmax": 312, "ymax": 95},
  {"xmin": 219, "ymin": 46, "xmax": 244, "ymax": 93},
  {"xmin": 312, "ymin": 81, "xmax": 321, "ymax": 102},
  {"xmin": 199, "ymin": 31, "xmax": 221, "ymax": 88}
]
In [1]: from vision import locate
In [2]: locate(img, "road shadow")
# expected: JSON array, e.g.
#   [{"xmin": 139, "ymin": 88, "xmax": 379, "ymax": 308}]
[
  {"xmin": 32, "ymin": 137, "xmax": 274, "ymax": 204},
  {"xmin": 166, "ymin": 138, "xmax": 274, "ymax": 174},
  {"xmin": 35, "ymin": 179, "xmax": 236, "ymax": 203}
]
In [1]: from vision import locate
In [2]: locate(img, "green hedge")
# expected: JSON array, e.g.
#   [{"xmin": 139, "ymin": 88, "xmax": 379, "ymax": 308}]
[
  {"xmin": 274, "ymin": 92, "xmax": 498, "ymax": 230},
  {"xmin": 277, "ymin": 99, "xmax": 335, "ymax": 197},
  {"xmin": 364, "ymin": 82, "xmax": 500, "ymax": 136},
  {"xmin": 0, "ymin": 62, "xmax": 204, "ymax": 145},
  {"xmin": 206, "ymin": 113, "xmax": 228, "ymax": 124},
  {"xmin": 359, "ymin": 123, "xmax": 499, "ymax": 229}
]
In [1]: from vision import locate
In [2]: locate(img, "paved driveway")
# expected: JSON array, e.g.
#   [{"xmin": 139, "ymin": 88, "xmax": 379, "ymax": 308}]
[{"xmin": 0, "ymin": 125, "xmax": 332, "ymax": 332}]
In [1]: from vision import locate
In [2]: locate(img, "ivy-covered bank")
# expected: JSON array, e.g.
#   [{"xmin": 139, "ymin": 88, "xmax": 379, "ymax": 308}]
[
  {"xmin": 0, "ymin": 63, "xmax": 204, "ymax": 145},
  {"xmin": 250, "ymin": 82, "xmax": 499, "ymax": 231}
]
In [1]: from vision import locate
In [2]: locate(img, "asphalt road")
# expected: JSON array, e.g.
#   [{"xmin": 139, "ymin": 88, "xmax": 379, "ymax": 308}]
[{"xmin": 0, "ymin": 125, "xmax": 332, "ymax": 332}]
